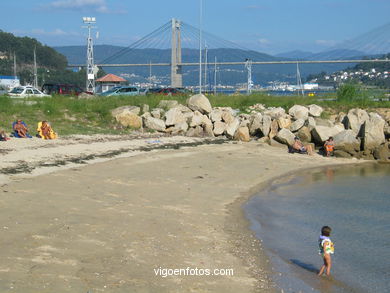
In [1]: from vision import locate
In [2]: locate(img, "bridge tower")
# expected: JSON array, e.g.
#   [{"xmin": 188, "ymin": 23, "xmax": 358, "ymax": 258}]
[{"xmin": 171, "ymin": 18, "xmax": 182, "ymax": 88}]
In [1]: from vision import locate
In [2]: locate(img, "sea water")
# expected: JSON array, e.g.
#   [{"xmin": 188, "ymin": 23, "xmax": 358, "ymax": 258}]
[{"xmin": 245, "ymin": 163, "xmax": 390, "ymax": 293}]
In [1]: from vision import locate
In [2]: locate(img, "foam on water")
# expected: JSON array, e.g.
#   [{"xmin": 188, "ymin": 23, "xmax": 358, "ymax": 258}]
[{"xmin": 245, "ymin": 163, "xmax": 390, "ymax": 293}]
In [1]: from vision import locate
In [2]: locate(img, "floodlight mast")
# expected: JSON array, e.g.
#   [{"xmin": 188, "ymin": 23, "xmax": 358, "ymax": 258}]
[{"xmin": 82, "ymin": 17, "xmax": 96, "ymax": 93}]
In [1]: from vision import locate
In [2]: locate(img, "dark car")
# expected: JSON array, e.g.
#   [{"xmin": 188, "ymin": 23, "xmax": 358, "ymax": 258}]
[
  {"xmin": 41, "ymin": 83, "xmax": 85, "ymax": 96},
  {"xmin": 155, "ymin": 88, "xmax": 186, "ymax": 96}
]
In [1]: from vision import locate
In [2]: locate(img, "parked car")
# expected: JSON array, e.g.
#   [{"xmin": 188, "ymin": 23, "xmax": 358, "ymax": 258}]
[
  {"xmin": 8, "ymin": 86, "xmax": 50, "ymax": 98},
  {"xmin": 41, "ymin": 83, "xmax": 86, "ymax": 96},
  {"xmin": 99, "ymin": 86, "xmax": 139, "ymax": 96},
  {"xmin": 155, "ymin": 88, "xmax": 181, "ymax": 96}
]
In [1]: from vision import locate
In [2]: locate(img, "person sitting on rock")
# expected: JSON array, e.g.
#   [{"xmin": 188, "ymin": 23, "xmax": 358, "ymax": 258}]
[
  {"xmin": 292, "ymin": 136, "xmax": 313, "ymax": 155},
  {"xmin": 12, "ymin": 120, "xmax": 32, "ymax": 138},
  {"xmin": 324, "ymin": 137, "xmax": 335, "ymax": 157}
]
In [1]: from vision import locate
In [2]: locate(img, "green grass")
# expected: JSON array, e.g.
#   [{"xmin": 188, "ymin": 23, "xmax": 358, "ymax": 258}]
[{"xmin": 1, "ymin": 91, "xmax": 389, "ymax": 135}]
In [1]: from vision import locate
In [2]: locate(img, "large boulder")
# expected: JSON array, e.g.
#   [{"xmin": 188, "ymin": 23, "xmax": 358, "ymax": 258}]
[
  {"xmin": 249, "ymin": 113, "xmax": 262, "ymax": 136},
  {"xmin": 343, "ymin": 108, "xmax": 369, "ymax": 134},
  {"xmin": 174, "ymin": 104, "xmax": 192, "ymax": 113},
  {"xmin": 277, "ymin": 117, "xmax": 292, "ymax": 129},
  {"xmin": 210, "ymin": 108, "xmax": 223, "ymax": 122},
  {"xmin": 264, "ymin": 107, "xmax": 286, "ymax": 119},
  {"xmin": 189, "ymin": 111, "xmax": 204, "ymax": 127},
  {"xmin": 234, "ymin": 127, "xmax": 250, "ymax": 142},
  {"xmin": 203, "ymin": 124, "xmax": 215, "ymax": 137},
  {"xmin": 221, "ymin": 110, "xmax": 235, "ymax": 124},
  {"xmin": 373, "ymin": 142, "xmax": 390, "ymax": 161},
  {"xmin": 166, "ymin": 122, "xmax": 189, "ymax": 135},
  {"xmin": 261, "ymin": 115, "xmax": 272, "ymax": 137},
  {"xmin": 333, "ymin": 130, "xmax": 361, "ymax": 153},
  {"xmin": 115, "ymin": 112, "xmax": 142, "ymax": 129},
  {"xmin": 290, "ymin": 119, "xmax": 305, "ymax": 132},
  {"xmin": 165, "ymin": 108, "xmax": 186, "ymax": 126},
  {"xmin": 275, "ymin": 128, "xmax": 295, "ymax": 146},
  {"xmin": 269, "ymin": 119, "xmax": 279, "ymax": 139},
  {"xmin": 186, "ymin": 126, "xmax": 204, "ymax": 137},
  {"xmin": 187, "ymin": 94, "xmax": 212, "ymax": 114},
  {"xmin": 315, "ymin": 118, "xmax": 334, "ymax": 127},
  {"xmin": 297, "ymin": 126, "xmax": 312, "ymax": 143},
  {"xmin": 362, "ymin": 112, "xmax": 386, "ymax": 150},
  {"xmin": 307, "ymin": 117, "xmax": 316, "ymax": 130},
  {"xmin": 111, "ymin": 106, "xmax": 140, "ymax": 117},
  {"xmin": 213, "ymin": 121, "xmax": 226, "ymax": 136},
  {"xmin": 311, "ymin": 125, "xmax": 344, "ymax": 144},
  {"xmin": 225, "ymin": 118, "xmax": 240, "ymax": 138},
  {"xmin": 289, "ymin": 105, "xmax": 309, "ymax": 120},
  {"xmin": 151, "ymin": 108, "xmax": 164, "ymax": 119},
  {"xmin": 143, "ymin": 116, "xmax": 166, "ymax": 132},
  {"xmin": 308, "ymin": 104, "xmax": 323, "ymax": 117}
]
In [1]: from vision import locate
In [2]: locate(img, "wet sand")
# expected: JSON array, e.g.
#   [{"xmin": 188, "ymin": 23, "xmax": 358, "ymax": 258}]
[{"xmin": 0, "ymin": 137, "xmax": 358, "ymax": 292}]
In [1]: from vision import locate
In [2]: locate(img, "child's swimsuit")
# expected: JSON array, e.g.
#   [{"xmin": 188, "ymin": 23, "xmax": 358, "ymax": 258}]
[{"xmin": 318, "ymin": 235, "xmax": 334, "ymax": 256}]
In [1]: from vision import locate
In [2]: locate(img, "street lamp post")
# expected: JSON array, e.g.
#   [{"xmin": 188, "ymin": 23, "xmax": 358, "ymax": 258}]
[{"xmin": 82, "ymin": 17, "xmax": 96, "ymax": 93}]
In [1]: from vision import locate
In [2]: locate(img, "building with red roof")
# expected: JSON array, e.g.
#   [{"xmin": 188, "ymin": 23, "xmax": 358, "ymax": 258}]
[{"xmin": 96, "ymin": 74, "xmax": 127, "ymax": 93}]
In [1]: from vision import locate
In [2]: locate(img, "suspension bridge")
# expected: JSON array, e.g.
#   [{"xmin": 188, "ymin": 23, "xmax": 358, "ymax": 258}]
[{"xmin": 70, "ymin": 19, "xmax": 390, "ymax": 89}]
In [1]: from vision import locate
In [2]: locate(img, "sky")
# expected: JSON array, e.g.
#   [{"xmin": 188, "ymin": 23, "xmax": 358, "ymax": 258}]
[{"xmin": 1, "ymin": 0, "xmax": 390, "ymax": 54}]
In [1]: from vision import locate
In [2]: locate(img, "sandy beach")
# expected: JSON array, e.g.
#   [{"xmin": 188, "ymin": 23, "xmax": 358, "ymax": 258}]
[{"xmin": 0, "ymin": 135, "xmax": 358, "ymax": 292}]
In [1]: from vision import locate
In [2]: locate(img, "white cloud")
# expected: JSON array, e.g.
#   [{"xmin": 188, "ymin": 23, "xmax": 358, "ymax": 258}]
[
  {"xmin": 258, "ymin": 38, "xmax": 271, "ymax": 45},
  {"xmin": 45, "ymin": 0, "xmax": 126, "ymax": 14},
  {"xmin": 316, "ymin": 39, "xmax": 337, "ymax": 47}
]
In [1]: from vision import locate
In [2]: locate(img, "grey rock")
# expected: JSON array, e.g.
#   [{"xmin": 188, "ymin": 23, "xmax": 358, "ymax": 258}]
[
  {"xmin": 234, "ymin": 127, "xmax": 250, "ymax": 142},
  {"xmin": 290, "ymin": 119, "xmax": 305, "ymax": 132},
  {"xmin": 311, "ymin": 125, "xmax": 344, "ymax": 144},
  {"xmin": 225, "ymin": 118, "xmax": 240, "ymax": 138},
  {"xmin": 165, "ymin": 108, "xmax": 186, "ymax": 126},
  {"xmin": 151, "ymin": 108, "xmax": 164, "ymax": 119},
  {"xmin": 111, "ymin": 106, "xmax": 140, "ymax": 117},
  {"xmin": 210, "ymin": 108, "xmax": 223, "ymax": 122},
  {"xmin": 187, "ymin": 94, "xmax": 212, "ymax": 114},
  {"xmin": 297, "ymin": 126, "xmax": 312, "ymax": 143},
  {"xmin": 333, "ymin": 130, "xmax": 360, "ymax": 153},
  {"xmin": 288, "ymin": 105, "xmax": 309, "ymax": 120},
  {"xmin": 269, "ymin": 119, "xmax": 279, "ymax": 139},
  {"xmin": 249, "ymin": 113, "xmax": 263, "ymax": 136},
  {"xmin": 277, "ymin": 117, "xmax": 292, "ymax": 129},
  {"xmin": 363, "ymin": 112, "xmax": 386, "ymax": 150},
  {"xmin": 275, "ymin": 128, "xmax": 296, "ymax": 146},
  {"xmin": 308, "ymin": 104, "xmax": 323, "ymax": 117},
  {"xmin": 213, "ymin": 121, "xmax": 226, "ymax": 136},
  {"xmin": 261, "ymin": 115, "xmax": 272, "ymax": 137},
  {"xmin": 373, "ymin": 142, "xmax": 390, "ymax": 161},
  {"xmin": 344, "ymin": 108, "xmax": 369, "ymax": 134},
  {"xmin": 264, "ymin": 107, "xmax": 286, "ymax": 119},
  {"xmin": 143, "ymin": 116, "xmax": 166, "ymax": 132},
  {"xmin": 307, "ymin": 117, "xmax": 316, "ymax": 130}
]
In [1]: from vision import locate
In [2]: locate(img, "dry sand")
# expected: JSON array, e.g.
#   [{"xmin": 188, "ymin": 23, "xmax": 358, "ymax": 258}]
[{"xmin": 0, "ymin": 135, "xmax": 359, "ymax": 292}]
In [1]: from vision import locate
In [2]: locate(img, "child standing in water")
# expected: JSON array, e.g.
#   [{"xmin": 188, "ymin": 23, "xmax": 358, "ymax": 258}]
[{"xmin": 318, "ymin": 226, "xmax": 334, "ymax": 276}]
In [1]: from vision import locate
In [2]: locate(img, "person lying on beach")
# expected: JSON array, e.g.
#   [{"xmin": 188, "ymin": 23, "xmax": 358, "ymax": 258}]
[
  {"xmin": 324, "ymin": 137, "xmax": 335, "ymax": 157},
  {"xmin": 318, "ymin": 226, "xmax": 334, "ymax": 277},
  {"xmin": 0, "ymin": 130, "xmax": 10, "ymax": 141},
  {"xmin": 291, "ymin": 137, "xmax": 313, "ymax": 155},
  {"xmin": 37, "ymin": 121, "xmax": 57, "ymax": 139},
  {"xmin": 12, "ymin": 120, "xmax": 32, "ymax": 138}
]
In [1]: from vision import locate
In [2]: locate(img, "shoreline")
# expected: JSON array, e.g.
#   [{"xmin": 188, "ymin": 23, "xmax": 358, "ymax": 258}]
[
  {"xmin": 235, "ymin": 162, "xmax": 375, "ymax": 292},
  {"xmin": 0, "ymin": 136, "xmax": 364, "ymax": 292}
]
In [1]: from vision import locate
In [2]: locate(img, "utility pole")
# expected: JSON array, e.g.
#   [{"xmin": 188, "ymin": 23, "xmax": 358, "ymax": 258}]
[
  {"xmin": 199, "ymin": 0, "xmax": 203, "ymax": 94},
  {"xmin": 13, "ymin": 52, "xmax": 17, "ymax": 78},
  {"xmin": 204, "ymin": 44, "xmax": 208, "ymax": 93},
  {"xmin": 214, "ymin": 56, "xmax": 217, "ymax": 95},
  {"xmin": 82, "ymin": 17, "xmax": 96, "ymax": 93},
  {"xmin": 33, "ymin": 47, "xmax": 38, "ymax": 88},
  {"xmin": 245, "ymin": 58, "xmax": 253, "ymax": 95}
]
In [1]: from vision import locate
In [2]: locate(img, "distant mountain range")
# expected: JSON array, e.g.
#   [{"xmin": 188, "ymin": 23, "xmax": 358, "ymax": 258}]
[
  {"xmin": 54, "ymin": 45, "xmax": 370, "ymax": 86},
  {"xmin": 275, "ymin": 49, "xmax": 369, "ymax": 60}
]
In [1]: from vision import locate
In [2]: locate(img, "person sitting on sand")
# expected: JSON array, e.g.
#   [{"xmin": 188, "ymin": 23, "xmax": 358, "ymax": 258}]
[
  {"xmin": 292, "ymin": 136, "xmax": 313, "ymax": 155},
  {"xmin": 318, "ymin": 226, "xmax": 334, "ymax": 277},
  {"xmin": 12, "ymin": 120, "xmax": 32, "ymax": 138},
  {"xmin": 0, "ymin": 130, "xmax": 10, "ymax": 141},
  {"xmin": 37, "ymin": 121, "xmax": 57, "ymax": 140},
  {"xmin": 324, "ymin": 137, "xmax": 335, "ymax": 157}
]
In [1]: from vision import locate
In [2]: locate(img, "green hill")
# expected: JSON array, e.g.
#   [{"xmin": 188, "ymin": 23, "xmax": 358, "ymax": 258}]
[{"xmin": 0, "ymin": 31, "xmax": 104, "ymax": 88}]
